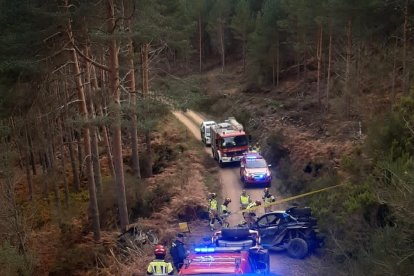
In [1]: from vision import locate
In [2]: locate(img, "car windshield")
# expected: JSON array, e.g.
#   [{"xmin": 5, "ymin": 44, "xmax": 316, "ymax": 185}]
[
  {"xmin": 245, "ymin": 159, "xmax": 267, "ymax": 168},
  {"xmin": 221, "ymin": 135, "xmax": 248, "ymax": 148}
]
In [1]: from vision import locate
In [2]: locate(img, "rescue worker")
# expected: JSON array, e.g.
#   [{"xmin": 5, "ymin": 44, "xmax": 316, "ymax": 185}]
[
  {"xmin": 262, "ymin": 188, "xmax": 276, "ymax": 213},
  {"xmin": 170, "ymin": 233, "xmax": 187, "ymax": 272},
  {"xmin": 147, "ymin": 245, "xmax": 174, "ymax": 275},
  {"xmin": 250, "ymin": 142, "xmax": 261, "ymax": 153},
  {"xmin": 240, "ymin": 190, "xmax": 251, "ymax": 210},
  {"xmin": 220, "ymin": 197, "xmax": 232, "ymax": 228},
  {"xmin": 244, "ymin": 200, "xmax": 261, "ymax": 227},
  {"xmin": 208, "ymin": 193, "xmax": 220, "ymax": 230}
]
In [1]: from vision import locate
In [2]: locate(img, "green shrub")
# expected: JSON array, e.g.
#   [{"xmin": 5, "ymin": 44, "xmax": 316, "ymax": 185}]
[
  {"xmin": 264, "ymin": 130, "xmax": 289, "ymax": 166},
  {"xmin": 0, "ymin": 242, "xmax": 33, "ymax": 276},
  {"xmin": 50, "ymin": 244, "xmax": 105, "ymax": 275}
]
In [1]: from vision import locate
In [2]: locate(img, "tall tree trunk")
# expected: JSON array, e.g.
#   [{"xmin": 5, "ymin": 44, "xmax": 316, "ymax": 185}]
[
  {"xmin": 64, "ymin": 72, "xmax": 81, "ymax": 192},
  {"xmin": 242, "ymin": 40, "xmax": 246, "ymax": 72},
  {"xmin": 344, "ymin": 20, "xmax": 352, "ymax": 118},
  {"xmin": 199, "ymin": 12, "xmax": 202, "ymax": 73},
  {"xmin": 108, "ymin": 0, "xmax": 129, "ymax": 231},
  {"xmin": 219, "ymin": 20, "xmax": 225, "ymax": 72},
  {"xmin": 68, "ymin": 130, "xmax": 80, "ymax": 192},
  {"xmin": 276, "ymin": 37, "xmax": 280, "ymax": 87},
  {"xmin": 402, "ymin": 0, "xmax": 409, "ymax": 93},
  {"xmin": 77, "ymin": 131, "xmax": 83, "ymax": 180},
  {"xmin": 392, "ymin": 36, "xmax": 398, "ymax": 104},
  {"xmin": 317, "ymin": 24, "xmax": 323, "ymax": 109},
  {"xmin": 39, "ymin": 151, "xmax": 46, "ymax": 175},
  {"xmin": 24, "ymin": 125, "xmax": 33, "ymax": 201},
  {"xmin": 59, "ymin": 126, "xmax": 69, "ymax": 206},
  {"xmin": 85, "ymin": 47, "xmax": 103, "ymax": 195},
  {"xmin": 10, "ymin": 117, "xmax": 23, "ymax": 169},
  {"xmin": 272, "ymin": 57, "xmax": 275, "ymax": 87},
  {"xmin": 28, "ymin": 131, "xmax": 36, "ymax": 175},
  {"xmin": 142, "ymin": 43, "xmax": 153, "ymax": 178},
  {"xmin": 303, "ymin": 33, "xmax": 307, "ymax": 88},
  {"xmin": 326, "ymin": 31, "xmax": 332, "ymax": 112},
  {"xmin": 67, "ymin": 6, "xmax": 101, "ymax": 240},
  {"xmin": 126, "ymin": 19, "xmax": 141, "ymax": 179},
  {"xmin": 99, "ymin": 106, "xmax": 116, "ymax": 177}
]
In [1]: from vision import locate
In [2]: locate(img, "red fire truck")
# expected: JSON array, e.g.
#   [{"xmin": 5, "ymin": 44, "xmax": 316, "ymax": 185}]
[
  {"xmin": 210, "ymin": 117, "xmax": 249, "ymax": 167},
  {"xmin": 178, "ymin": 229, "xmax": 270, "ymax": 275}
]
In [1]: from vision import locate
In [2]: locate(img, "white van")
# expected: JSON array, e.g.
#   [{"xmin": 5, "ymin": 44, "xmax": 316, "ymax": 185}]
[{"xmin": 200, "ymin": 121, "xmax": 216, "ymax": 146}]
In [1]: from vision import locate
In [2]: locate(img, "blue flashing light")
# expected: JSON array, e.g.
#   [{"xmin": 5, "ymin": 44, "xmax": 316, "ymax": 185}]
[{"xmin": 195, "ymin": 247, "xmax": 215, "ymax": 253}]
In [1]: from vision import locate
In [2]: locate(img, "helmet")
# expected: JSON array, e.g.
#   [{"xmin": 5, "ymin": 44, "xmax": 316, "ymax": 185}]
[
  {"xmin": 264, "ymin": 188, "xmax": 269, "ymax": 193},
  {"xmin": 242, "ymin": 190, "xmax": 246, "ymax": 195},
  {"xmin": 255, "ymin": 200, "xmax": 261, "ymax": 206},
  {"xmin": 154, "ymin": 245, "xmax": 166, "ymax": 256},
  {"xmin": 224, "ymin": 197, "xmax": 231, "ymax": 203},
  {"xmin": 210, "ymin": 193, "xmax": 217, "ymax": 198}
]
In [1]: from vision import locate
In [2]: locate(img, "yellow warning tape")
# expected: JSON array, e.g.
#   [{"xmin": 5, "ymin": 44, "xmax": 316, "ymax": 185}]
[{"xmin": 232, "ymin": 183, "xmax": 346, "ymax": 214}]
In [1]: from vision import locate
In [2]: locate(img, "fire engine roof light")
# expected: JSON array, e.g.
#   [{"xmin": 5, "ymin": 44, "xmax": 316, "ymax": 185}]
[{"xmin": 195, "ymin": 247, "xmax": 215, "ymax": 253}]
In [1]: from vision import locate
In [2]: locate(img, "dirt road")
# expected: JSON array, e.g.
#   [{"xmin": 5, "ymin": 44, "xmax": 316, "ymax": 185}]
[
  {"xmin": 173, "ymin": 110, "xmax": 312, "ymax": 276},
  {"xmin": 173, "ymin": 111, "xmax": 263, "ymax": 226}
]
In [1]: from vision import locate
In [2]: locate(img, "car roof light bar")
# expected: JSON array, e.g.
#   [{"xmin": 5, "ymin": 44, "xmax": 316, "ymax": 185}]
[{"xmin": 195, "ymin": 247, "xmax": 215, "ymax": 253}]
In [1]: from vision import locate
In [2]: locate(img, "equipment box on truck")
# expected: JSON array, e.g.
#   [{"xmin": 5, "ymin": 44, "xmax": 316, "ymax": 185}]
[
  {"xmin": 210, "ymin": 117, "xmax": 249, "ymax": 167},
  {"xmin": 200, "ymin": 121, "xmax": 216, "ymax": 146}
]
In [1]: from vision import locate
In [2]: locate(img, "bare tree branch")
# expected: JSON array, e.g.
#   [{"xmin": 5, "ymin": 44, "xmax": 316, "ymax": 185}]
[{"xmin": 73, "ymin": 45, "xmax": 110, "ymax": 71}]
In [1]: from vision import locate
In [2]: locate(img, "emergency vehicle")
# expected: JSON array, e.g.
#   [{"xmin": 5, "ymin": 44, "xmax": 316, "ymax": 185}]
[
  {"xmin": 200, "ymin": 121, "xmax": 216, "ymax": 146},
  {"xmin": 210, "ymin": 117, "xmax": 249, "ymax": 167},
  {"xmin": 240, "ymin": 152, "xmax": 272, "ymax": 187},
  {"xmin": 178, "ymin": 228, "xmax": 270, "ymax": 275}
]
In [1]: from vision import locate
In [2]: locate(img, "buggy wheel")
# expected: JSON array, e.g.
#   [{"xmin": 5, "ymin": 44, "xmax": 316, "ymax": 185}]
[
  {"xmin": 287, "ymin": 238, "xmax": 308, "ymax": 259},
  {"xmin": 146, "ymin": 231, "xmax": 159, "ymax": 245}
]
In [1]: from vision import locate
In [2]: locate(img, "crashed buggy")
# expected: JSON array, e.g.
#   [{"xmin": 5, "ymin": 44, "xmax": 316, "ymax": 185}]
[
  {"xmin": 247, "ymin": 207, "xmax": 325, "ymax": 259},
  {"xmin": 179, "ymin": 229, "xmax": 270, "ymax": 275}
]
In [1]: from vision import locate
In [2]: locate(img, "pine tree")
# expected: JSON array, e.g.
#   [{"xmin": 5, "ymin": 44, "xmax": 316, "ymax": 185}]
[{"xmin": 231, "ymin": 0, "xmax": 255, "ymax": 72}]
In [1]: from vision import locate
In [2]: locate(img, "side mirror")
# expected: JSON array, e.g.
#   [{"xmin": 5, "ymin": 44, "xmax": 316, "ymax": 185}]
[{"xmin": 248, "ymin": 135, "xmax": 252, "ymax": 142}]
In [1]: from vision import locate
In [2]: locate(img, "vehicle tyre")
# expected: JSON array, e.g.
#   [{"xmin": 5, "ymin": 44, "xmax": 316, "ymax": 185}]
[
  {"xmin": 287, "ymin": 238, "xmax": 308, "ymax": 259},
  {"xmin": 146, "ymin": 231, "xmax": 159, "ymax": 245},
  {"xmin": 221, "ymin": 228, "xmax": 251, "ymax": 240},
  {"xmin": 219, "ymin": 160, "xmax": 224, "ymax": 168}
]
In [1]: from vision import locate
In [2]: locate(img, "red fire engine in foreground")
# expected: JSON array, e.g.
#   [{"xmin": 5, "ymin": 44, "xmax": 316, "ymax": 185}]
[
  {"xmin": 179, "ymin": 228, "xmax": 270, "ymax": 275},
  {"xmin": 210, "ymin": 117, "xmax": 249, "ymax": 167}
]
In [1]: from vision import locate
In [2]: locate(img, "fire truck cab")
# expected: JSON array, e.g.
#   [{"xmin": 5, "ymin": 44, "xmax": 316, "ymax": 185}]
[
  {"xmin": 210, "ymin": 117, "xmax": 249, "ymax": 167},
  {"xmin": 179, "ymin": 229, "xmax": 270, "ymax": 275}
]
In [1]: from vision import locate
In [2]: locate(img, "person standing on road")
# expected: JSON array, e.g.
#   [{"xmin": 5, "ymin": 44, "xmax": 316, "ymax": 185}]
[
  {"xmin": 170, "ymin": 233, "xmax": 188, "ymax": 272},
  {"xmin": 220, "ymin": 197, "xmax": 232, "ymax": 228},
  {"xmin": 262, "ymin": 188, "xmax": 276, "ymax": 213},
  {"xmin": 208, "ymin": 193, "xmax": 220, "ymax": 230},
  {"xmin": 147, "ymin": 245, "xmax": 174, "ymax": 275},
  {"xmin": 240, "ymin": 190, "xmax": 251, "ymax": 210},
  {"xmin": 245, "ymin": 200, "xmax": 261, "ymax": 227}
]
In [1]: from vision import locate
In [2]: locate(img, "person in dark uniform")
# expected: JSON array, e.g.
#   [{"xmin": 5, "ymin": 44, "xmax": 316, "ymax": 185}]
[{"xmin": 170, "ymin": 233, "xmax": 188, "ymax": 272}]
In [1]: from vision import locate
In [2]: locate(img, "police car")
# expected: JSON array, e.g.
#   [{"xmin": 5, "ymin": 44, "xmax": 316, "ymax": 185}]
[
  {"xmin": 178, "ymin": 229, "xmax": 270, "ymax": 275},
  {"xmin": 240, "ymin": 152, "xmax": 272, "ymax": 187}
]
